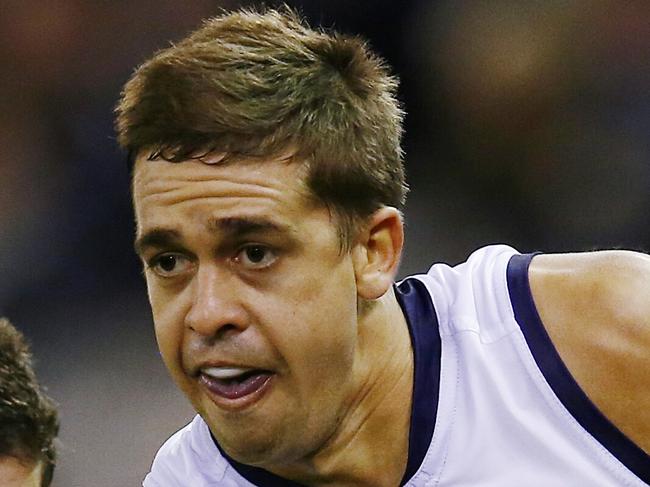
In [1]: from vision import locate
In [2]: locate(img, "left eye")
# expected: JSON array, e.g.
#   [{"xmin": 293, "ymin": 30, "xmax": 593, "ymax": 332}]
[{"xmin": 236, "ymin": 245, "xmax": 277, "ymax": 269}]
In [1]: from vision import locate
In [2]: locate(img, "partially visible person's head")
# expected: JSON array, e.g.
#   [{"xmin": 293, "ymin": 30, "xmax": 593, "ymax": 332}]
[
  {"xmin": 0, "ymin": 318, "xmax": 58, "ymax": 487},
  {"xmin": 116, "ymin": 6, "xmax": 407, "ymax": 248}
]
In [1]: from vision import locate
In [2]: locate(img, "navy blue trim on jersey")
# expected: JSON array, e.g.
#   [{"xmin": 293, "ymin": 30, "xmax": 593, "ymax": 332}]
[
  {"xmin": 507, "ymin": 253, "xmax": 650, "ymax": 483},
  {"xmin": 211, "ymin": 277, "xmax": 441, "ymax": 486},
  {"xmin": 212, "ymin": 434, "xmax": 306, "ymax": 487},
  {"xmin": 395, "ymin": 277, "xmax": 441, "ymax": 484}
]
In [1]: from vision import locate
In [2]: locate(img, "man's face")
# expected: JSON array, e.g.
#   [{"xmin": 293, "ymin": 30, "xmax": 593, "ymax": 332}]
[
  {"xmin": 0, "ymin": 457, "xmax": 44, "ymax": 487},
  {"xmin": 133, "ymin": 154, "xmax": 363, "ymax": 465}
]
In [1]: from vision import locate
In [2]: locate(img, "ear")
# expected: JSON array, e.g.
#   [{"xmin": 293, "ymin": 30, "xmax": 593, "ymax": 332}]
[{"xmin": 352, "ymin": 207, "xmax": 404, "ymax": 300}]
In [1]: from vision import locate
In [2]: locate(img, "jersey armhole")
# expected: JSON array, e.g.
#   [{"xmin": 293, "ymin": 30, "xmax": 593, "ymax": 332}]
[{"xmin": 506, "ymin": 253, "xmax": 650, "ymax": 483}]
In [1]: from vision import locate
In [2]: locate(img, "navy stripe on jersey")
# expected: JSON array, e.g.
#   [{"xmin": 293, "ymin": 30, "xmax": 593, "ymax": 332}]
[
  {"xmin": 507, "ymin": 253, "xmax": 650, "ymax": 484},
  {"xmin": 212, "ymin": 278, "xmax": 441, "ymax": 486},
  {"xmin": 395, "ymin": 278, "xmax": 441, "ymax": 483},
  {"xmin": 212, "ymin": 434, "xmax": 305, "ymax": 486}
]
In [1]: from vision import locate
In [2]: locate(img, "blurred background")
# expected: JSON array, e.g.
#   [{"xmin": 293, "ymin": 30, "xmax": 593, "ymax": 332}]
[{"xmin": 1, "ymin": 0, "xmax": 649, "ymax": 484}]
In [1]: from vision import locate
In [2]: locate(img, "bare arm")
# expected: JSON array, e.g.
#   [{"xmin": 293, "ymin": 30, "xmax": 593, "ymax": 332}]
[{"xmin": 529, "ymin": 250, "xmax": 650, "ymax": 454}]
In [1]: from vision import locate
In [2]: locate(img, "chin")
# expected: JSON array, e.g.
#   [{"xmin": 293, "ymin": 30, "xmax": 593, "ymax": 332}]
[
  {"xmin": 219, "ymin": 428, "xmax": 289, "ymax": 466},
  {"xmin": 204, "ymin": 407, "xmax": 277, "ymax": 453}
]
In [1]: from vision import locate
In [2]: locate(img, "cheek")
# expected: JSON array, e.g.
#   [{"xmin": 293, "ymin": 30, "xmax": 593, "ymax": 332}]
[
  {"xmin": 147, "ymin": 280, "xmax": 187, "ymax": 376},
  {"xmin": 153, "ymin": 317, "xmax": 179, "ymax": 374},
  {"xmin": 270, "ymin": 260, "xmax": 359, "ymax": 377}
]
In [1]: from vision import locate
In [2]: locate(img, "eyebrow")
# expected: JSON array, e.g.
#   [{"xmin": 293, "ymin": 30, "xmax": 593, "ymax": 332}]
[
  {"xmin": 134, "ymin": 218, "xmax": 293, "ymax": 256},
  {"xmin": 209, "ymin": 217, "xmax": 290, "ymax": 237},
  {"xmin": 134, "ymin": 228, "xmax": 182, "ymax": 256}
]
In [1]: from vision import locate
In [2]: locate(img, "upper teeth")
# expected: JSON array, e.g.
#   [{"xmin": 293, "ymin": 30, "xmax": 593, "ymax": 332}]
[{"xmin": 202, "ymin": 367, "xmax": 253, "ymax": 379}]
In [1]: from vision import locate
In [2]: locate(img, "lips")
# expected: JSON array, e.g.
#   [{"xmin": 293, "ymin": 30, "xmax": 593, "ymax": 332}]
[{"xmin": 199, "ymin": 366, "xmax": 274, "ymax": 407}]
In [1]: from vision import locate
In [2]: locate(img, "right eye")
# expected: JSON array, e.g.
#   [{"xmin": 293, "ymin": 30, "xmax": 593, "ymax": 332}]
[{"xmin": 147, "ymin": 253, "xmax": 193, "ymax": 277}]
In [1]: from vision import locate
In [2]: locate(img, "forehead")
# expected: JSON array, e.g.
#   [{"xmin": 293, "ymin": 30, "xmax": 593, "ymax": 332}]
[{"xmin": 132, "ymin": 153, "xmax": 319, "ymax": 236}]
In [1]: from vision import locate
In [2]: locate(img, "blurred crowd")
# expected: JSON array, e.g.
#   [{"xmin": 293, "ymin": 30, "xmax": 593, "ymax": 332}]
[{"xmin": 1, "ymin": 1, "xmax": 649, "ymax": 484}]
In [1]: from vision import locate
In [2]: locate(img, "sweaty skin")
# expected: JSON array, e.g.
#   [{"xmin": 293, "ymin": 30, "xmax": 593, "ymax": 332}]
[
  {"xmin": 133, "ymin": 151, "xmax": 650, "ymax": 484},
  {"xmin": 530, "ymin": 252, "xmax": 650, "ymax": 454},
  {"xmin": 133, "ymin": 153, "xmax": 413, "ymax": 486}
]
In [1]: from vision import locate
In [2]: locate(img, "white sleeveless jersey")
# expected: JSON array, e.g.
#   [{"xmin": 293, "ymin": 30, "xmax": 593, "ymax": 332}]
[{"xmin": 143, "ymin": 245, "xmax": 650, "ymax": 486}]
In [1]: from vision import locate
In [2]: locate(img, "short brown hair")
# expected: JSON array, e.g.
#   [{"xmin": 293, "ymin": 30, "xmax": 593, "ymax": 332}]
[
  {"xmin": 115, "ymin": 6, "xmax": 407, "ymax": 247},
  {"xmin": 0, "ymin": 318, "xmax": 58, "ymax": 486}
]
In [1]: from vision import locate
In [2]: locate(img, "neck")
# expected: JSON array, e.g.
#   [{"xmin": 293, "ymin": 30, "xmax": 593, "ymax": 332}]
[{"xmin": 270, "ymin": 287, "xmax": 414, "ymax": 486}]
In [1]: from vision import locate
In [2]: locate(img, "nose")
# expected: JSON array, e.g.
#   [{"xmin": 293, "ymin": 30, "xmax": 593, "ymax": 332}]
[{"xmin": 184, "ymin": 264, "xmax": 249, "ymax": 339}]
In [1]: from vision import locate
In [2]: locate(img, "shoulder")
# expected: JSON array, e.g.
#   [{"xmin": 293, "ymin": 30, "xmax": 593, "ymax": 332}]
[
  {"xmin": 529, "ymin": 249, "xmax": 650, "ymax": 331},
  {"xmin": 144, "ymin": 415, "xmax": 232, "ymax": 486},
  {"xmin": 528, "ymin": 250, "xmax": 650, "ymax": 452}
]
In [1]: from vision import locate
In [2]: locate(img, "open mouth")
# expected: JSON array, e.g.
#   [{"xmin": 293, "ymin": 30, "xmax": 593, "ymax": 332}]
[{"xmin": 199, "ymin": 367, "xmax": 273, "ymax": 401}]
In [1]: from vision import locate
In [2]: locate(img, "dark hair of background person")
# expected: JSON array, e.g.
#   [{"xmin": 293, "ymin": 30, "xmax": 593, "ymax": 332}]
[
  {"xmin": 115, "ymin": 5, "xmax": 407, "ymax": 250},
  {"xmin": 0, "ymin": 317, "xmax": 59, "ymax": 487}
]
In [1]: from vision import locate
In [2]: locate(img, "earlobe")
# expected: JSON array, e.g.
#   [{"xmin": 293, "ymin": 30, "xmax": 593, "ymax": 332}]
[{"xmin": 353, "ymin": 207, "xmax": 404, "ymax": 300}]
